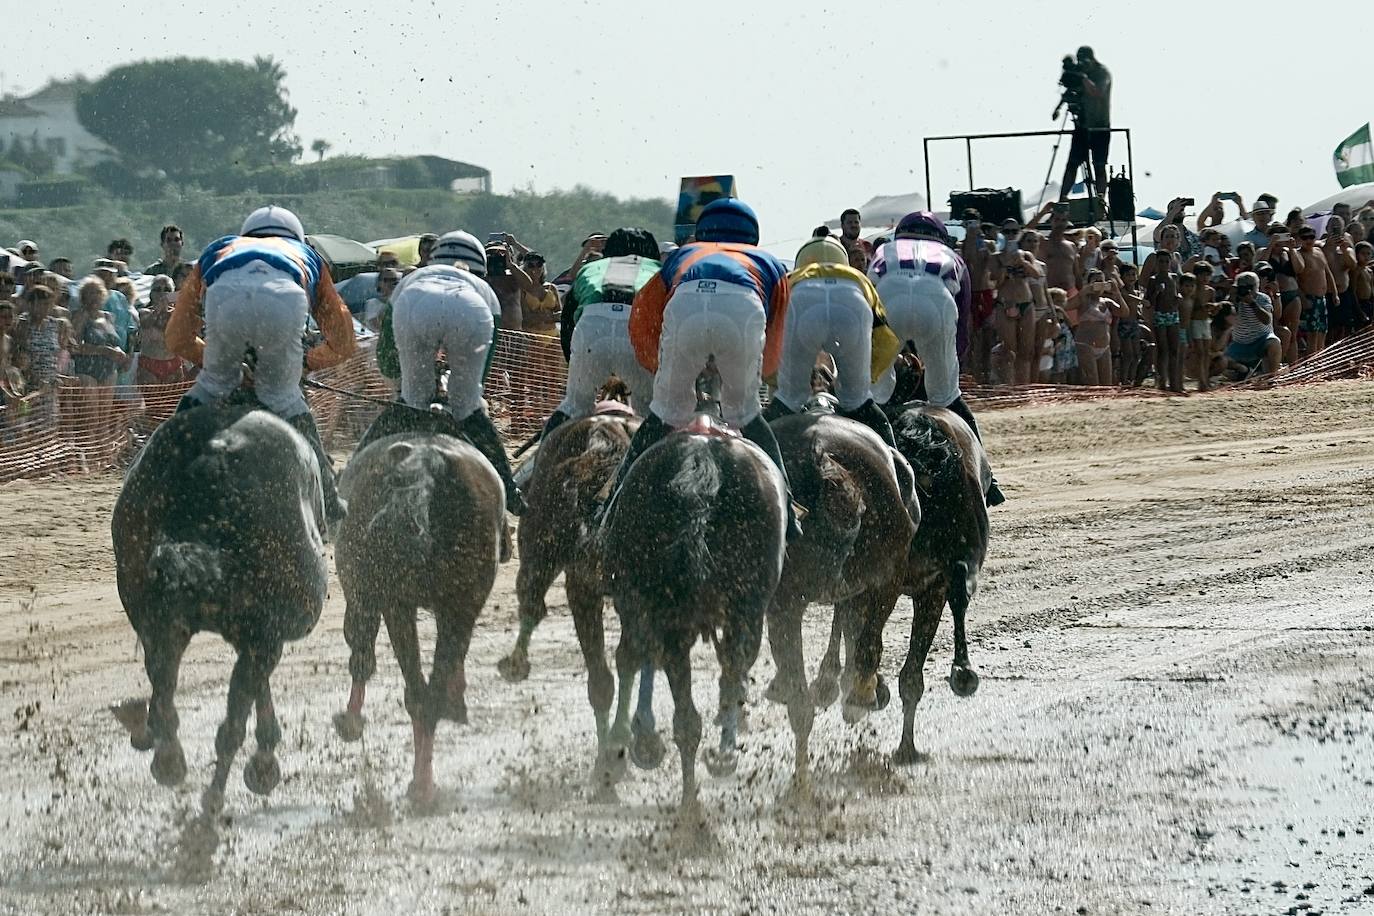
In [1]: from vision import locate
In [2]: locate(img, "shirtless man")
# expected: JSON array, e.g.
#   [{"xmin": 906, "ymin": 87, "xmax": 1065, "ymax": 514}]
[
  {"xmin": 1323, "ymin": 216, "xmax": 1360, "ymax": 343},
  {"xmin": 1188, "ymin": 263, "xmax": 1218, "ymax": 392},
  {"xmin": 961, "ymin": 213, "xmax": 998, "ymax": 383},
  {"xmin": 1044, "ymin": 207, "xmax": 1083, "ymax": 314},
  {"xmin": 1295, "ymin": 225, "xmax": 1338, "ymax": 357},
  {"xmin": 1353, "ymin": 241, "xmax": 1374, "ymax": 331},
  {"xmin": 994, "ymin": 223, "xmax": 1042, "ymax": 385},
  {"xmin": 1145, "ymin": 251, "xmax": 1182, "ymax": 392}
]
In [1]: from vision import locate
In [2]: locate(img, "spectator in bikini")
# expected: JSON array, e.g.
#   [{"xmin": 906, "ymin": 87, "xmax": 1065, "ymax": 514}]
[
  {"xmin": 1048, "ymin": 292, "xmax": 1077, "ymax": 383},
  {"xmin": 1262, "ymin": 224, "xmax": 1303, "ymax": 364},
  {"xmin": 1077, "ymin": 227, "xmax": 1103, "ymax": 275},
  {"xmin": 1074, "ymin": 269, "xmax": 1124, "ymax": 386},
  {"xmin": 1295, "ymin": 224, "xmax": 1337, "ymax": 358},
  {"xmin": 1021, "ymin": 229, "xmax": 1053, "ymax": 376},
  {"xmin": 1188, "ymin": 263, "xmax": 1218, "ymax": 391},
  {"xmin": 961, "ymin": 213, "xmax": 998, "ymax": 382},
  {"xmin": 1096, "ymin": 238, "xmax": 1122, "ymax": 284},
  {"xmin": 1323, "ymin": 216, "xmax": 1361, "ymax": 342},
  {"xmin": 993, "ymin": 221, "xmax": 1041, "ymax": 384},
  {"xmin": 135, "ymin": 276, "xmax": 188, "ymax": 385},
  {"xmin": 1117, "ymin": 262, "xmax": 1144, "ymax": 387},
  {"xmin": 1146, "ymin": 249, "xmax": 1182, "ymax": 392}
]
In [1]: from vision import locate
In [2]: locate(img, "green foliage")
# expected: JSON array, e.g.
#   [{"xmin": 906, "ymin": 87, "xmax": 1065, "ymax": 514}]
[
  {"xmin": 4, "ymin": 138, "xmax": 55, "ymax": 178},
  {"xmin": 0, "ymin": 187, "xmax": 673, "ymax": 273},
  {"xmin": 75, "ymin": 56, "xmax": 300, "ymax": 178}
]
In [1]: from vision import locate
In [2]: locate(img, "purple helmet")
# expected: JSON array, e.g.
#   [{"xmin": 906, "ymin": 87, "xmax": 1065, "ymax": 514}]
[{"xmin": 895, "ymin": 211, "xmax": 951, "ymax": 246}]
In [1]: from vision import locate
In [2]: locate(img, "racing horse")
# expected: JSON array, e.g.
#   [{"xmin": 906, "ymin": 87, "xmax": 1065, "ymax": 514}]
[
  {"xmin": 764, "ymin": 408, "xmax": 918, "ymax": 791},
  {"xmin": 331, "ymin": 417, "xmax": 505, "ymax": 807},
  {"xmin": 602, "ymin": 361, "xmax": 787, "ymax": 811},
  {"xmin": 111, "ymin": 397, "xmax": 330, "ymax": 834},
  {"xmin": 495, "ymin": 386, "xmax": 647, "ymax": 795}
]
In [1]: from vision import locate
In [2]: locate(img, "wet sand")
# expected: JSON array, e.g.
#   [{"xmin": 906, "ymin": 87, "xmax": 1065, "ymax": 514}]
[{"xmin": 3, "ymin": 382, "xmax": 1373, "ymax": 915}]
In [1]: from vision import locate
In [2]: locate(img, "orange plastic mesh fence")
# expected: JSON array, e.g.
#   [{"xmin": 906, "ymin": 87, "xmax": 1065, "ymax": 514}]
[{"xmin": 4, "ymin": 325, "xmax": 1372, "ymax": 483}]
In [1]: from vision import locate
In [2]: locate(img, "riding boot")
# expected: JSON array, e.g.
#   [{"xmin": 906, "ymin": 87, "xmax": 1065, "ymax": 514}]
[
  {"xmin": 174, "ymin": 392, "xmax": 203, "ymax": 414},
  {"xmin": 286, "ymin": 411, "xmax": 348, "ymax": 534},
  {"xmin": 460, "ymin": 409, "xmax": 526, "ymax": 516},
  {"xmin": 841, "ymin": 398, "xmax": 896, "ymax": 447},
  {"xmin": 607, "ymin": 410, "xmax": 669, "ymax": 498},
  {"xmin": 761, "ymin": 397, "xmax": 794, "ymax": 423},
  {"xmin": 945, "ymin": 396, "xmax": 1006, "ymax": 507},
  {"xmin": 742, "ymin": 415, "xmax": 804, "ymax": 542},
  {"xmin": 540, "ymin": 409, "xmax": 571, "ymax": 443}
]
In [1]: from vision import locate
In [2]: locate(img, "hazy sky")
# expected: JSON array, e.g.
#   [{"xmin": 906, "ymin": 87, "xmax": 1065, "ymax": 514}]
[{"xmin": 7, "ymin": 2, "xmax": 1362, "ymax": 244}]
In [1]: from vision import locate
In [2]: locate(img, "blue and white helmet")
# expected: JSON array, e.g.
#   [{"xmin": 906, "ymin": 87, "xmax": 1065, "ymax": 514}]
[
  {"xmin": 429, "ymin": 230, "xmax": 488, "ymax": 276},
  {"xmin": 240, "ymin": 206, "xmax": 305, "ymax": 242}
]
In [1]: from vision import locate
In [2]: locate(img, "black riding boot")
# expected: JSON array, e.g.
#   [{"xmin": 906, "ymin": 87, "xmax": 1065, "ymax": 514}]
[
  {"xmin": 841, "ymin": 398, "xmax": 896, "ymax": 447},
  {"xmin": 540, "ymin": 409, "xmax": 572, "ymax": 443},
  {"xmin": 460, "ymin": 410, "xmax": 526, "ymax": 516},
  {"xmin": 742, "ymin": 415, "xmax": 803, "ymax": 542},
  {"xmin": 286, "ymin": 411, "xmax": 348, "ymax": 533},
  {"xmin": 761, "ymin": 397, "xmax": 794, "ymax": 423},
  {"xmin": 174, "ymin": 392, "xmax": 202, "ymax": 413},
  {"xmin": 607, "ymin": 410, "xmax": 669, "ymax": 499},
  {"xmin": 945, "ymin": 396, "xmax": 1006, "ymax": 507}
]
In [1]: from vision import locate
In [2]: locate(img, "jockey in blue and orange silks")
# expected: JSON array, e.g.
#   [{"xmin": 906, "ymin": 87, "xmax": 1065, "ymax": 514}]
[
  {"xmin": 608, "ymin": 197, "xmax": 803, "ymax": 540},
  {"xmin": 166, "ymin": 205, "xmax": 357, "ymax": 530}
]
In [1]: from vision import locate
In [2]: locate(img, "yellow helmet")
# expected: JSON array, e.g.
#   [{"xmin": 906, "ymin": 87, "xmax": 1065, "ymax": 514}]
[{"xmin": 794, "ymin": 236, "xmax": 849, "ymax": 269}]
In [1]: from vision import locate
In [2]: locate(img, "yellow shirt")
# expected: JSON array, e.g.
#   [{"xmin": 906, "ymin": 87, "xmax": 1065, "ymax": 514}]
[
  {"xmin": 786, "ymin": 262, "xmax": 901, "ymax": 382},
  {"xmin": 521, "ymin": 286, "xmax": 561, "ymax": 337}
]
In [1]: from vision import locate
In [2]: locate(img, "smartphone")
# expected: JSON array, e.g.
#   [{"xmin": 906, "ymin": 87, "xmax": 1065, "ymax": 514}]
[
  {"xmin": 486, "ymin": 232, "xmax": 506, "ymax": 244},
  {"xmin": 1180, "ymin": 198, "xmax": 1196, "ymax": 207},
  {"xmin": 1053, "ymin": 202, "xmax": 1070, "ymax": 216},
  {"xmin": 1219, "ymin": 192, "xmax": 1239, "ymax": 202}
]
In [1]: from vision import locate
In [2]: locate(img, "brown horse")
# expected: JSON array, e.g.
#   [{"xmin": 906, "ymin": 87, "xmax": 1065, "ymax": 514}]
[
  {"xmin": 331, "ymin": 432, "xmax": 505, "ymax": 806},
  {"xmin": 496, "ymin": 402, "xmax": 644, "ymax": 792},
  {"xmin": 765, "ymin": 411, "xmax": 918, "ymax": 790},
  {"xmin": 111, "ymin": 402, "xmax": 329, "ymax": 848}
]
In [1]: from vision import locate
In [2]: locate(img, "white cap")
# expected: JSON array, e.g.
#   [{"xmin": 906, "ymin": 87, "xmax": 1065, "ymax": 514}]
[
  {"xmin": 240, "ymin": 206, "xmax": 305, "ymax": 242},
  {"xmin": 429, "ymin": 230, "xmax": 487, "ymax": 276}
]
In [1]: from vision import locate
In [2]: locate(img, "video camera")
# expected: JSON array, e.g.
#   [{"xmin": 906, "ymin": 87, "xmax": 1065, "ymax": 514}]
[{"xmin": 1052, "ymin": 55, "xmax": 1084, "ymax": 121}]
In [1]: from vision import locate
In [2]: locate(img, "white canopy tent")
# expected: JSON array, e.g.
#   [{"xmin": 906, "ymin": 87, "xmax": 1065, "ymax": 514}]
[{"xmin": 1303, "ymin": 182, "xmax": 1374, "ymax": 216}]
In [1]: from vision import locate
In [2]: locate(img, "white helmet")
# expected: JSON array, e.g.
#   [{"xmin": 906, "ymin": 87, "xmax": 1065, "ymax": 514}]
[
  {"xmin": 240, "ymin": 205, "xmax": 305, "ymax": 242},
  {"xmin": 429, "ymin": 230, "xmax": 487, "ymax": 276}
]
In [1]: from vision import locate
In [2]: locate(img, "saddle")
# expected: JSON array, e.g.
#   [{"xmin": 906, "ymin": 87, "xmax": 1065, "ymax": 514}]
[
  {"xmin": 681, "ymin": 411, "xmax": 740, "ymax": 439},
  {"xmin": 593, "ymin": 399, "xmax": 636, "ymax": 418}
]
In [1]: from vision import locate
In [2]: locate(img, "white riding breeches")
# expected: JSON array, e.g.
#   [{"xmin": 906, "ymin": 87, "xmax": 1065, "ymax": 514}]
[
  {"xmin": 651, "ymin": 279, "xmax": 767, "ymax": 428},
  {"xmin": 775, "ymin": 276, "xmax": 874, "ymax": 411},
  {"xmin": 188, "ymin": 262, "xmax": 310, "ymax": 417},
  {"xmin": 556, "ymin": 305, "xmax": 655, "ymax": 418},
  {"xmin": 874, "ymin": 272, "xmax": 961, "ymax": 408},
  {"xmin": 391, "ymin": 272, "xmax": 495, "ymax": 420}
]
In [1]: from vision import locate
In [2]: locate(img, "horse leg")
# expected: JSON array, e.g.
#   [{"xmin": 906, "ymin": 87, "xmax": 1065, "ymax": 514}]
[
  {"xmin": 809, "ymin": 604, "xmax": 845, "ymax": 710},
  {"xmin": 661, "ymin": 635, "xmax": 702, "ymax": 813},
  {"xmin": 334, "ymin": 596, "xmax": 381, "ymax": 741},
  {"xmin": 382, "ymin": 606, "xmax": 436, "ymax": 808},
  {"xmin": 705, "ymin": 604, "xmax": 765, "ymax": 778},
  {"xmin": 203, "ymin": 646, "xmax": 266, "ymax": 817},
  {"xmin": 629, "ymin": 659, "xmax": 664, "ymax": 770},
  {"xmin": 244, "ymin": 643, "xmax": 285, "ymax": 796},
  {"xmin": 497, "ymin": 553, "xmax": 559, "ymax": 683},
  {"xmin": 947, "ymin": 560, "xmax": 981, "ymax": 698},
  {"xmin": 431, "ymin": 596, "xmax": 480, "ymax": 729},
  {"xmin": 766, "ymin": 598, "xmax": 814, "ymax": 793},
  {"xmin": 842, "ymin": 581, "xmax": 903, "ymax": 724},
  {"xmin": 566, "ymin": 575, "xmax": 620, "ymax": 795},
  {"xmin": 144, "ymin": 624, "xmax": 191, "ymax": 787},
  {"xmin": 893, "ymin": 588, "xmax": 947, "ymax": 765}
]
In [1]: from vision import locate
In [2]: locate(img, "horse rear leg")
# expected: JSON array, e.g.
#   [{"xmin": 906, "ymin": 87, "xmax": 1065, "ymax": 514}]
[
  {"xmin": 894, "ymin": 588, "xmax": 946, "ymax": 765},
  {"xmin": 808, "ymin": 605, "xmax": 845, "ymax": 710},
  {"xmin": 381, "ymin": 605, "xmax": 436, "ymax": 807},
  {"xmin": 430, "ymin": 596, "xmax": 482, "ymax": 727},
  {"xmin": 706, "ymin": 603, "xmax": 765, "ymax": 778},
  {"xmin": 140, "ymin": 624, "xmax": 192, "ymax": 787},
  {"xmin": 204, "ymin": 644, "xmax": 276, "ymax": 815},
  {"xmin": 660, "ymin": 634, "xmax": 702, "ymax": 813},
  {"xmin": 244, "ymin": 645, "xmax": 285, "ymax": 795},
  {"xmin": 765, "ymin": 597, "xmax": 814, "ymax": 792},
  {"xmin": 498, "ymin": 551, "xmax": 559, "ymax": 683},
  {"xmin": 842, "ymin": 581, "xmax": 903, "ymax": 724},
  {"xmin": 947, "ymin": 560, "xmax": 981, "ymax": 698},
  {"xmin": 334, "ymin": 597, "xmax": 381, "ymax": 742},
  {"xmin": 566, "ymin": 575, "xmax": 620, "ymax": 794}
]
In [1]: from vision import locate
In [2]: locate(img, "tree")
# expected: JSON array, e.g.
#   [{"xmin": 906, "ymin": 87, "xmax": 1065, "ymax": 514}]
[
  {"xmin": 76, "ymin": 56, "xmax": 303, "ymax": 178},
  {"xmin": 310, "ymin": 139, "xmax": 331, "ymax": 163}
]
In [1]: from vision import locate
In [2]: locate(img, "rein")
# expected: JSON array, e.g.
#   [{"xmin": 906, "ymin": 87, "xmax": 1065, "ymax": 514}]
[{"xmin": 302, "ymin": 378, "xmax": 435, "ymax": 415}]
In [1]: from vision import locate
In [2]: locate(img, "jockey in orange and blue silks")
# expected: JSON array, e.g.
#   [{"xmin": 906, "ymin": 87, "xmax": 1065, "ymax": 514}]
[
  {"xmin": 166, "ymin": 205, "xmax": 357, "ymax": 530},
  {"xmin": 609, "ymin": 198, "xmax": 803, "ymax": 540}
]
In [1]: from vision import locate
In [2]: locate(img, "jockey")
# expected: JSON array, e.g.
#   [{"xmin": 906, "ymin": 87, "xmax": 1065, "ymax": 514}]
[
  {"xmin": 358, "ymin": 230, "xmax": 525, "ymax": 516},
  {"xmin": 166, "ymin": 205, "xmax": 356, "ymax": 530},
  {"xmin": 610, "ymin": 198, "xmax": 803, "ymax": 540},
  {"xmin": 541, "ymin": 227, "xmax": 662, "ymax": 441},
  {"xmin": 763, "ymin": 235, "xmax": 900, "ymax": 446},
  {"xmin": 869, "ymin": 211, "xmax": 1005, "ymax": 506}
]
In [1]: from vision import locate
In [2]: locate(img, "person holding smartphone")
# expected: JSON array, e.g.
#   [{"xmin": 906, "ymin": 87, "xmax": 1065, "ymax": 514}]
[{"xmin": 1224, "ymin": 271, "xmax": 1280, "ymax": 378}]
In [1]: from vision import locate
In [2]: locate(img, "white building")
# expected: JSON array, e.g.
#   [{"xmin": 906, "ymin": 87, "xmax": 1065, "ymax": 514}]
[{"xmin": 0, "ymin": 80, "xmax": 113, "ymax": 175}]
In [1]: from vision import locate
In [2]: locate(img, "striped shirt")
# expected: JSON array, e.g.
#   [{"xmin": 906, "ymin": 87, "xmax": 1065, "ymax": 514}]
[{"xmin": 1231, "ymin": 292, "xmax": 1274, "ymax": 344}]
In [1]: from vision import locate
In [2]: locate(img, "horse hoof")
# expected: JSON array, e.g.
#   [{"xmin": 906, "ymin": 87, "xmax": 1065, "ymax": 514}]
[
  {"xmin": 596, "ymin": 744, "xmax": 629, "ymax": 787},
  {"xmin": 496, "ymin": 652, "xmax": 530, "ymax": 683},
  {"xmin": 332, "ymin": 711, "xmax": 365, "ymax": 742},
  {"xmin": 200, "ymin": 787, "xmax": 225, "ymax": 818},
  {"xmin": 440, "ymin": 695, "xmax": 468, "ymax": 725},
  {"xmin": 703, "ymin": 747, "xmax": 738, "ymax": 778},
  {"xmin": 243, "ymin": 752, "xmax": 281, "ymax": 796},
  {"xmin": 948, "ymin": 666, "xmax": 980, "ymax": 698},
  {"xmin": 111, "ymin": 699, "xmax": 153, "ymax": 750},
  {"xmin": 151, "ymin": 742, "xmax": 187, "ymax": 787},
  {"xmin": 841, "ymin": 698, "xmax": 873, "ymax": 725},
  {"xmin": 763, "ymin": 677, "xmax": 788, "ymax": 705},
  {"xmin": 892, "ymin": 742, "xmax": 931, "ymax": 766},
  {"xmin": 810, "ymin": 677, "xmax": 840, "ymax": 710},
  {"xmin": 874, "ymin": 676, "xmax": 891, "ymax": 711},
  {"xmin": 629, "ymin": 729, "xmax": 666, "ymax": 771},
  {"xmin": 406, "ymin": 779, "xmax": 438, "ymax": 812}
]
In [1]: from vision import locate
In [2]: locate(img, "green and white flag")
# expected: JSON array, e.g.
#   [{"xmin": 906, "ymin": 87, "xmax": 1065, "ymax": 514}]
[{"xmin": 1334, "ymin": 123, "xmax": 1374, "ymax": 188}]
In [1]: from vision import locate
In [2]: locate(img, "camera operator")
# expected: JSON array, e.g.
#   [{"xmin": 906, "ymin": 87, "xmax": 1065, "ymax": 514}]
[{"xmin": 1057, "ymin": 46, "xmax": 1112, "ymax": 201}]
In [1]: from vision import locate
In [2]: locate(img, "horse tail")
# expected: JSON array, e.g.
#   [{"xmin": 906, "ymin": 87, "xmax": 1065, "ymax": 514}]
[
  {"xmin": 891, "ymin": 410, "xmax": 963, "ymax": 499},
  {"xmin": 366, "ymin": 446, "xmax": 440, "ymax": 556},
  {"xmin": 569, "ymin": 421, "xmax": 631, "ymax": 512},
  {"xmin": 666, "ymin": 441, "xmax": 721, "ymax": 586},
  {"xmin": 148, "ymin": 537, "xmax": 223, "ymax": 597}
]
